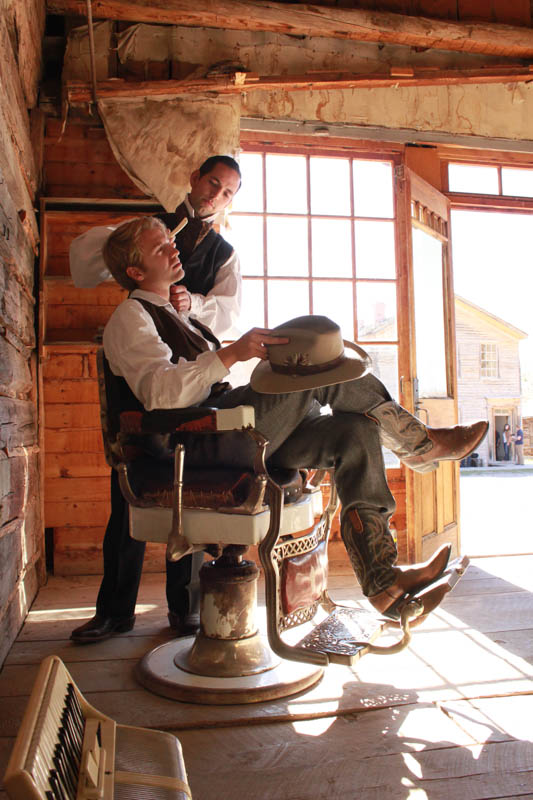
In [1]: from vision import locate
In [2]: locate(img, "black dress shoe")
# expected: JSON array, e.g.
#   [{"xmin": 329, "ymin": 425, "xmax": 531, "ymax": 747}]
[
  {"xmin": 70, "ymin": 614, "xmax": 135, "ymax": 644},
  {"xmin": 168, "ymin": 611, "xmax": 200, "ymax": 637}
]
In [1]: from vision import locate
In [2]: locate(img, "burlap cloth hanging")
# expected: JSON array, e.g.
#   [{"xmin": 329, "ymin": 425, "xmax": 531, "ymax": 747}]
[{"xmin": 97, "ymin": 94, "xmax": 241, "ymax": 211}]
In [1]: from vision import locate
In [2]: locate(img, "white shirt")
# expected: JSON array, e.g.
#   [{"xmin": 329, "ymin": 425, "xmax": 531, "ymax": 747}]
[
  {"xmin": 103, "ymin": 289, "xmax": 229, "ymax": 410},
  {"xmin": 69, "ymin": 199, "xmax": 242, "ymax": 340}
]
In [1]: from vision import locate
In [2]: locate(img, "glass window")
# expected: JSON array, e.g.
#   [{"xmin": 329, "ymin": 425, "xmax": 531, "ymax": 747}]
[
  {"xmin": 412, "ymin": 228, "xmax": 447, "ymax": 397},
  {"xmin": 480, "ymin": 343, "xmax": 498, "ymax": 378},
  {"xmin": 267, "ymin": 217, "xmax": 308, "ymax": 276},
  {"xmin": 266, "ymin": 154, "xmax": 307, "ymax": 213},
  {"xmin": 312, "ymin": 281, "xmax": 354, "ymax": 339},
  {"xmin": 310, "ymin": 157, "xmax": 351, "ymax": 216},
  {"xmin": 353, "ymin": 160, "xmax": 394, "ymax": 218},
  {"xmin": 231, "ymin": 153, "xmax": 263, "ymax": 212},
  {"xmin": 267, "ymin": 280, "xmax": 309, "ymax": 327},
  {"xmin": 501, "ymin": 167, "xmax": 533, "ymax": 198},
  {"xmin": 230, "ymin": 150, "xmax": 399, "ymax": 389},
  {"xmin": 354, "ymin": 220, "xmax": 396, "ymax": 279},
  {"xmin": 356, "ymin": 282, "xmax": 397, "ymax": 342},
  {"xmin": 311, "ymin": 218, "xmax": 352, "ymax": 277},
  {"xmin": 223, "ymin": 215, "xmax": 263, "ymax": 276},
  {"xmin": 448, "ymin": 163, "xmax": 499, "ymax": 194},
  {"xmin": 240, "ymin": 279, "xmax": 265, "ymax": 330}
]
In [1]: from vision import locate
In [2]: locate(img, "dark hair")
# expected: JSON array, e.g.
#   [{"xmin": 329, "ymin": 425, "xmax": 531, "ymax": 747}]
[{"xmin": 198, "ymin": 155, "xmax": 241, "ymax": 181}]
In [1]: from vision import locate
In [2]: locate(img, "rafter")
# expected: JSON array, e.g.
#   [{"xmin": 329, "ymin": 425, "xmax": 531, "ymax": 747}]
[
  {"xmin": 65, "ymin": 65, "xmax": 533, "ymax": 103},
  {"xmin": 47, "ymin": 0, "xmax": 533, "ymax": 59}
]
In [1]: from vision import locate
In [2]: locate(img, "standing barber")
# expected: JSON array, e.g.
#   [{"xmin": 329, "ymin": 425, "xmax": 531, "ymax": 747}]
[{"xmin": 69, "ymin": 155, "xmax": 242, "ymax": 643}]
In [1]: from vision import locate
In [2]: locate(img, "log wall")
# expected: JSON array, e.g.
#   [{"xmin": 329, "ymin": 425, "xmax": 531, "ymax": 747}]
[{"xmin": 0, "ymin": 0, "xmax": 45, "ymax": 667}]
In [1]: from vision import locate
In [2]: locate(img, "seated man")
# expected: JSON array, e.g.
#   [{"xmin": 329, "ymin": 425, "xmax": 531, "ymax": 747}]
[{"xmin": 91, "ymin": 216, "xmax": 487, "ymax": 623}]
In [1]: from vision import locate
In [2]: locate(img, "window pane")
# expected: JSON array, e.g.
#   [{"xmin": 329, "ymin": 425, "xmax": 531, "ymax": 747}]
[
  {"xmin": 353, "ymin": 161, "xmax": 394, "ymax": 218},
  {"xmin": 312, "ymin": 281, "xmax": 354, "ymax": 339},
  {"xmin": 231, "ymin": 153, "xmax": 263, "ymax": 212},
  {"xmin": 224, "ymin": 214, "xmax": 263, "ymax": 276},
  {"xmin": 267, "ymin": 280, "xmax": 309, "ymax": 327},
  {"xmin": 448, "ymin": 163, "xmax": 499, "ymax": 194},
  {"xmin": 355, "ymin": 220, "xmax": 396, "ymax": 279},
  {"xmin": 412, "ymin": 228, "xmax": 447, "ymax": 397},
  {"xmin": 357, "ymin": 282, "xmax": 397, "ymax": 341},
  {"xmin": 312, "ymin": 219, "xmax": 352, "ymax": 277},
  {"xmin": 501, "ymin": 167, "xmax": 533, "ymax": 198},
  {"xmin": 310, "ymin": 157, "xmax": 351, "ymax": 215},
  {"xmin": 239, "ymin": 279, "xmax": 265, "ymax": 331},
  {"xmin": 364, "ymin": 345, "xmax": 399, "ymax": 400},
  {"xmin": 267, "ymin": 217, "xmax": 308, "ymax": 276},
  {"xmin": 363, "ymin": 343, "xmax": 400, "ymax": 468},
  {"xmin": 266, "ymin": 155, "xmax": 307, "ymax": 212}
]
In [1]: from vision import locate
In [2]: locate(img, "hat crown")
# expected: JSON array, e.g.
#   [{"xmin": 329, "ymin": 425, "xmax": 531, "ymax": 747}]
[
  {"xmin": 268, "ymin": 316, "xmax": 344, "ymax": 369},
  {"xmin": 250, "ymin": 314, "xmax": 370, "ymax": 394}
]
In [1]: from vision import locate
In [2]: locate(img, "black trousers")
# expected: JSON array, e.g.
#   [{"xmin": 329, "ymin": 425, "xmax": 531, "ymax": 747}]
[{"xmin": 95, "ymin": 470, "xmax": 200, "ymax": 619}]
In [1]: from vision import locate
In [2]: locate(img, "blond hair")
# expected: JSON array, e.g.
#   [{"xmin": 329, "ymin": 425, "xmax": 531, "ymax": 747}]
[{"xmin": 103, "ymin": 216, "xmax": 167, "ymax": 291}]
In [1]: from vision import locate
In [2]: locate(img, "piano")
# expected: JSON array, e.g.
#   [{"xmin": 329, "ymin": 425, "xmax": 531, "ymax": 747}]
[{"xmin": 3, "ymin": 655, "xmax": 192, "ymax": 800}]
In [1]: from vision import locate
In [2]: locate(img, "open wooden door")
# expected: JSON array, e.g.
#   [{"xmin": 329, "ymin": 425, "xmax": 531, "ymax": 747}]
[{"xmin": 397, "ymin": 168, "xmax": 460, "ymax": 562}]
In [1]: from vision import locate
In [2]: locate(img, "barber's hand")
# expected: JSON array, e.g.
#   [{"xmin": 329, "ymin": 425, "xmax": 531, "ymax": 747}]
[
  {"xmin": 218, "ymin": 328, "xmax": 289, "ymax": 369},
  {"xmin": 169, "ymin": 284, "xmax": 191, "ymax": 312}
]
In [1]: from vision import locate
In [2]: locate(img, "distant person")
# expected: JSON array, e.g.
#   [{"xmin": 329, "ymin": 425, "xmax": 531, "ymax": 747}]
[
  {"xmin": 514, "ymin": 423, "xmax": 524, "ymax": 465},
  {"xmin": 502, "ymin": 423, "xmax": 512, "ymax": 461},
  {"xmin": 495, "ymin": 430, "xmax": 502, "ymax": 461}
]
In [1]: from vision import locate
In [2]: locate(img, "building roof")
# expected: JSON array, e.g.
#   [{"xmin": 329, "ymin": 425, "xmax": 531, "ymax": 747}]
[{"xmin": 455, "ymin": 295, "xmax": 528, "ymax": 340}]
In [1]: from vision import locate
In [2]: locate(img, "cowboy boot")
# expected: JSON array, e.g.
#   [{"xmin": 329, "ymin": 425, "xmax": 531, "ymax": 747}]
[
  {"xmin": 369, "ymin": 401, "xmax": 488, "ymax": 474},
  {"xmin": 341, "ymin": 507, "xmax": 452, "ymax": 623},
  {"xmin": 368, "ymin": 543, "xmax": 452, "ymax": 623}
]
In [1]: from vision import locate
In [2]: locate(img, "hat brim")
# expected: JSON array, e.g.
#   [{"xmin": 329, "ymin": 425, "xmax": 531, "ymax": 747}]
[{"xmin": 250, "ymin": 340, "xmax": 371, "ymax": 394}]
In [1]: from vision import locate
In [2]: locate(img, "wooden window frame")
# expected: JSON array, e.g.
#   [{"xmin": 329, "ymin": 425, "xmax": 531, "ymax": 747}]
[
  {"xmin": 236, "ymin": 133, "xmax": 404, "ymax": 350},
  {"xmin": 480, "ymin": 342, "xmax": 499, "ymax": 379}
]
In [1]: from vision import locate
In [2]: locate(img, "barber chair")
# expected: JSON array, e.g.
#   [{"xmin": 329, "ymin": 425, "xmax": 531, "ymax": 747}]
[{"xmin": 97, "ymin": 351, "xmax": 465, "ymax": 705}]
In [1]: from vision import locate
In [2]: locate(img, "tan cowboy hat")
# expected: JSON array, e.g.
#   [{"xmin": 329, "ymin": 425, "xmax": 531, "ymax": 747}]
[{"xmin": 250, "ymin": 315, "xmax": 371, "ymax": 394}]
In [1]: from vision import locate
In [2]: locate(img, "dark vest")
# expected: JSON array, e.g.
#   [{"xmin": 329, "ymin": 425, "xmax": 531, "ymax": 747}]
[
  {"xmin": 157, "ymin": 202, "xmax": 234, "ymax": 296},
  {"xmin": 108, "ymin": 298, "xmax": 226, "ymax": 417}
]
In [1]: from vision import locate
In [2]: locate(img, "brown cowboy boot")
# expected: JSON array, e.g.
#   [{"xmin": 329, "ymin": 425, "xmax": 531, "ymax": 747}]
[
  {"xmin": 341, "ymin": 508, "xmax": 452, "ymax": 625},
  {"xmin": 369, "ymin": 401, "xmax": 488, "ymax": 474},
  {"xmin": 368, "ymin": 543, "xmax": 452, "ymax": 621}
]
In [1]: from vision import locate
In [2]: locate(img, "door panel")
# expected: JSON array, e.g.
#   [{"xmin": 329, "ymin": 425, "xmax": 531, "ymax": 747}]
[{"xmin": 402, "ymin": 169, "xmax": 460, "ymax": 562}]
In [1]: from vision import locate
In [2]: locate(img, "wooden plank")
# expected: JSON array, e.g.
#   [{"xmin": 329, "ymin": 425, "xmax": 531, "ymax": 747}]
[
  {"xmin": 44, "ymin": 402, "xmax": 100, "ymax": 428},
  {"xmin": 46, "ymin": 304, "xmax": 114, "ymax": 330},
  {"xmin": 0, "ymin": 15, "xmax": 36, "ymax": 191},
  {"xmin": 0, "ymin": 397, "xmax": 37, "ymax": 450},
  {"xmin": 0, "ymin": 338, "xmax": 33, "ymax": 399},
  {"xmin": 44, "ymin": 499, "xmax": 109, "ymax": 527},
  {"xmin": 44, "ymin": 429, "xmax": 103, "ymax": 453},
  {"xmin": 43, "ymin": 379, "xmax": 99, "ymax": 404},
  {"xmin": 47, "ymin": 0, "xmax": 533, "ymax": 57},
  {"xmin": 14, "ymin": 0, "xmax": 46, "ymax": 108},
  {"xmin": 43, "ymin": 354, "xmax": 88, "ymax": 381},
  {"xmin": 44, "ymin": 160, "xmax": 145, "ymax": 199},
  {"xmin": 45, "ymin": 476, "xmax": 109, "ymax": 502},
  {"xmin": 45, "ymin": 280, "xmax": 126, "ymax": 306},
  {"xmin": 45, "ymin": 452, "xmax": 109, "ymax": 478},
  {"xmin": 67, "ymin": 64, "xmax": 533, "ymax": 102}
]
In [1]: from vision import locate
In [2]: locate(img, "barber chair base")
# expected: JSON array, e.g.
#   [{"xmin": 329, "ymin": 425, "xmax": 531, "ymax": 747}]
[{"xmin": 135, "ymin": 637, "xmax": 324, "ymax": 705}]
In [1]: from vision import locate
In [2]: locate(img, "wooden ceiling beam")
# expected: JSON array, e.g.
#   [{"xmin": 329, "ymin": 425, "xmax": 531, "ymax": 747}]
[
  {"xmin": 66, "ymin": 65, "xmax": 533, "ymax": 102},
  {"xmin": 47, "ymin": 0, "xmax": 533, "ymax": 59}
]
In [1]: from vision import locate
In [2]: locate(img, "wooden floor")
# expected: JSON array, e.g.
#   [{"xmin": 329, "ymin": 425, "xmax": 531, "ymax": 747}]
[{"xmin": 2, "ymin": 556, "xmax": 533, "ymax": 799}]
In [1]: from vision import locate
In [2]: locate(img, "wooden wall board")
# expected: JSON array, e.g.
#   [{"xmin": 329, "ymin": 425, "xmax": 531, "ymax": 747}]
[
  {"xmin": 45, "ymin": 452, "xmax": 109, "ymax": 478},
  {"xmin": 44, "ymin": 120, "xmax": 145, "ymax": 199}
]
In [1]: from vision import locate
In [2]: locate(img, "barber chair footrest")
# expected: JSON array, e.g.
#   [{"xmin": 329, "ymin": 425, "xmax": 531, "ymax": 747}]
[{"xmin": 297, "ymin": 607, "xmax": 385, "ymax": 666}]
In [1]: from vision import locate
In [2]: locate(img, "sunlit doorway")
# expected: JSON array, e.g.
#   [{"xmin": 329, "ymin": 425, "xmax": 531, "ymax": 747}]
[{"xmin": 449, "ymin": 162, "xmax": 533, "ymax": 555}]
